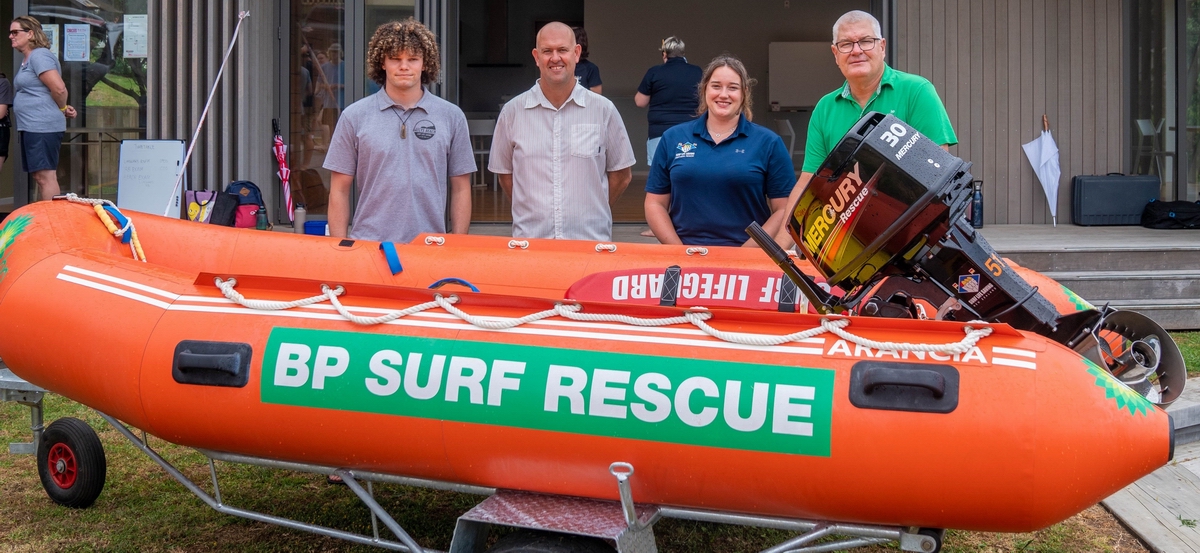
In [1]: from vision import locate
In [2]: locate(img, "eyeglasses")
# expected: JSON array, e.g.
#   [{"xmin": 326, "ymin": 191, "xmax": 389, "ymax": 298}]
[
  {"xmin": 8, "ymin": 29, "xmax": 28, "ymax": 37},
  {"xmin": 835, "ymin": 37, "xmax": 881, "ymax": 53}
]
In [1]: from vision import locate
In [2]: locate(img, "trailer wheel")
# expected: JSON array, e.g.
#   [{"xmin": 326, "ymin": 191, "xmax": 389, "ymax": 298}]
[
  {"xmin": 487, "ymin": 529, "xmax": 615, "ymax": 553},
  {"xmin": 917, "ymin": 528, "xmax": 945, "ymax": 553},
  {"xmin": 37, "ymin": 417, "xmax": 106, "ymax": 508}
]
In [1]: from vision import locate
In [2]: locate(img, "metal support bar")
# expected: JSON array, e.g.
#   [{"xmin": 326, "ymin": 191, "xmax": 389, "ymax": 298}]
[
  {"xmin": 334, "ymin": 469, "xmax": 425, "ymax": 553},
  {"xmin": 762, "ymin": 523, "xmax": 836, "ymax": 552},
  {"xmin": 98, "ymin": 411, "xmax": 445, "ymax": 553},
  {"xmin": 609, "ymin": 462, "xmax": 639, "ymax": 528},
  {"xmin": 657, "ymin": 506, "xmax": 933, "ymax": 551},
  {"xmin": 199, "ymin": 449, "xmax": 495, "ymax": 496},
  {"xmin": 781, "ymin": 537, "xmax": 894, "ymax": 553},
  {"xmin": 1, "ymin": 368, "xmax": 46, "ymax": 455}
]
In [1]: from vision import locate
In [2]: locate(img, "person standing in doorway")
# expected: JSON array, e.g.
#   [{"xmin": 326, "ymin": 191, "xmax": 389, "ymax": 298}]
[
  {"xmin": 323, "ymin": 18, "xmax": 475, "ymax": 243},
  {"xmin": 489, "ymin": 22, "xmax": 636, "ymax": 241},
  {"xmin": 635, "ymin": 36, "xmax": 703, "ymax": 165},
  {"xmin": 10, "ymin": 16, "xmax": 76, "ymax": 200},
  {"xmin": 319, "ymin": 43, "xmax": 345, "ymax": 147},
  {"xmin": 572, "ymin": 27, "xmax": 602, "ymax": 94},
  {"xmin": 0, "ymin": 72, "xmax": 14, "ymax": 174}
]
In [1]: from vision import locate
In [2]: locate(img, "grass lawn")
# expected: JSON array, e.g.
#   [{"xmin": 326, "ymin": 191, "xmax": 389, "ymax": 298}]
[
  {"xmin": 2, "ymin": 332, "xmax": 1194, "ymax": 552},
  {"xmin": 85, "ymin": 74, "xmax": 141, "ymax": 108}
]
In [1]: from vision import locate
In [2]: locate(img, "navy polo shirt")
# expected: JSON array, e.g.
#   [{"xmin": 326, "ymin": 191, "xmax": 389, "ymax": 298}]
[
  {"xmin": 646, "ymin": 114, "xmax": 796, "ymax": 246},
  {"xmin": 575, "ymin": 59, "xmax": 602, "ymax": 89},
  {"xmin": 637, "ymin": 57, "xmax": 703, "ymax": 138}
]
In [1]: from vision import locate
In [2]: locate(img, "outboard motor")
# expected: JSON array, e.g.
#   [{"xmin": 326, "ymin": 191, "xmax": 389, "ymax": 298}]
[{"xmin": 748, "ymin": 112, "xmax": 1185, "ymax": 406}]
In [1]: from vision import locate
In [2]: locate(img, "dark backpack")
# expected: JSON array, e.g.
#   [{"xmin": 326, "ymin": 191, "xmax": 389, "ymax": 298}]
[
  {"xmin": 1141, "ymin": 199, "xmax": 1200, "ymax": 229},
  {"xmin": 210, "ymin": 181, "xmax": 266, "ymax": 228}
]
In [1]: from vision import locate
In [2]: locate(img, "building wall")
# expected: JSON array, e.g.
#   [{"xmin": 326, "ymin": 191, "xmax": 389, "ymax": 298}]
[
  {"xmin": 148, "ymin": 0, "xmax": 278, "ymax": 210},
  {"xmin": 585, "ymin": 0, "xmax": 866, "ymax": 168},
  {"xmin": 895, "ymin": 0, "xmax": 1125, "ymax": 225}
]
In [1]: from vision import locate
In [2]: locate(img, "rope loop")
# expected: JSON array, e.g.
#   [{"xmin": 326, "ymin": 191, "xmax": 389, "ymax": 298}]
[
  {"xmin": 424, "ymin": 236, "xmax": 445, "ymax": 246},
  {"xmin": 63, "ymin": 193, "xmax": 146, "ymax": 262},
  {"xmin": 685, "ymin": 247, "xmax": 709, "ymax": 256},
  {"xmin": 508, "ymin": 240, "xmax": 529, "ymax": 249},
  {"xmin": 595, "ymin": 243, "xmax": 618, "ymax": 253},
  {"xmin": 211, "ymin": 280, "xmax": 994, "ymax": 352}
]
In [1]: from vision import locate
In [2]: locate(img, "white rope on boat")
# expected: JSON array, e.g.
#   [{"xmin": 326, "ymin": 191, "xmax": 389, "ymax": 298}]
[
  {"xmin": 214, "ymin": 278, "xmax": 335, "ymax": 310},
  {"xmin": 685, "ymin": 247, "xmax": 709, "ymax": 256},
  {"xmin": 822, "ymin": 318, "xmax": 992, "ymax": 354},
  {"xmin": 595, "ymin": 243, "xmax": 617, "ymax": 253},
  {"xmin": 327, "ymin": 286, "xmax": 444, "ymax": 325},
  {"xmin": 508, "ymin": 240, "xmax": 529, "ymax": 249},
  {"xmin": 210, "ymin": 280, "xmax": 992, "ymax": 351},
  {"xmin": 424, "ymin": 236, "xmax": 445, "ymax": 246}
]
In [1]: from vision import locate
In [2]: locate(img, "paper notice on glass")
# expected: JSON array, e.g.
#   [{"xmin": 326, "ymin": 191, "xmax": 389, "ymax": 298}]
[
  {"xmin": 44, "ymin": 25, "xmax": 60, "ymax": 58},
  {"xmin": 64, "ymin": 24, "xmax": 90, "ymax": 62},
  {"xmin": 124, "ymin": 15, "xmax": 148, "ymax": 58}
]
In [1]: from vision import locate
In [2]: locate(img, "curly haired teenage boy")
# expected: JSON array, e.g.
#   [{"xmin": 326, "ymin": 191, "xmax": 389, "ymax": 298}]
[{"xmin": 323, "ymin": 19, "xmax": 475, "ymax": 243}]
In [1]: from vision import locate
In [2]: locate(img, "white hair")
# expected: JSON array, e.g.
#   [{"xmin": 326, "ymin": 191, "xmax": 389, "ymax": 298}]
[{"xmin": 832, "ymin": 10, "xmax": 882, "ymax": 42}]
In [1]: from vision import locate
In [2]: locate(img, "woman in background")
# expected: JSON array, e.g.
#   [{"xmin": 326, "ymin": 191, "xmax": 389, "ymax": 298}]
[
  {"xmin": 572, "ymin": 27, "xmax": 602, "ymax": 94},
  {"xmin": 10, "ymin": 15, "xmax": 76, "ymax": 200}
]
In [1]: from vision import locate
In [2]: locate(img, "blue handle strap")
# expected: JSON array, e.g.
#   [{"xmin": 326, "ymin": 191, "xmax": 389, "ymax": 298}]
[
  {"xmin": 379, "ymin": 242, "xmax": 403, "ymax": 275},
  {"xmin": 428, "ymin": 277, "xmax": 480, "ymax": 293},
  {"xmin": 102, "ymin": 205, "xmax": 132, "ymax": 244}
]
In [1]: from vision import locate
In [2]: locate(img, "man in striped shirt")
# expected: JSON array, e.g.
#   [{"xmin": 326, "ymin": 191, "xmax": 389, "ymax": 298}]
[{"xmin": 489, "ymin": 22, "xmax": 636, "ymax": 241}]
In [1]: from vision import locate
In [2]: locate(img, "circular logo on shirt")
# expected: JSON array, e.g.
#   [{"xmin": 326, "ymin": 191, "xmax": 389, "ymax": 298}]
[{"xmin": 413, "ymin": 120, "xmax": 436, "ymax": 140}]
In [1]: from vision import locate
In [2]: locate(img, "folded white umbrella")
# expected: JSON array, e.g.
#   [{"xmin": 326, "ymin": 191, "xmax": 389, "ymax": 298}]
[{"xmin": 1022, "ymin": 115, "xmax": 1062, "ymax": 226}]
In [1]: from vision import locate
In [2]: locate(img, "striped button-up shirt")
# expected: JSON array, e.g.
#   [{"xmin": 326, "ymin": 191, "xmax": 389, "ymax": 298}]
[{"xmin": 489, "ymin": 81, "xmax": 636, "ymax": 240}]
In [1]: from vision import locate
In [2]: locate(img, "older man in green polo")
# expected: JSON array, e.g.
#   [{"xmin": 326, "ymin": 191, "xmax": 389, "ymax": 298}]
[{"xmin": 768, "ymin": 9, "xmax": 957, "ymax": 246}]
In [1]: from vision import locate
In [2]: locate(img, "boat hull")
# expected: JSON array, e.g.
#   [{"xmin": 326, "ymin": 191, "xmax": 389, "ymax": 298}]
[{"xmin": 0, "ymin": 202, "xmax": 1172, "ymax": 533}]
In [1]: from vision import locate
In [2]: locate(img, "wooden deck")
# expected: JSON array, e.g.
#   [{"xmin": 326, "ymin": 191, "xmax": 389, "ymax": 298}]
[{"xmin": 1105, "ymin": 441, "xmax": 1200, "ymax": 552}]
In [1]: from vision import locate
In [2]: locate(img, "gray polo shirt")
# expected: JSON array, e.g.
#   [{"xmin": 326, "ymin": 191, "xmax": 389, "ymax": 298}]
[
  {"xmin": 13, "ymin": 48, "xmax": 64, "ymax": 133},
  {"xmin": 324, "ymin": 88, "xmax": 476, "ymax": 243}
]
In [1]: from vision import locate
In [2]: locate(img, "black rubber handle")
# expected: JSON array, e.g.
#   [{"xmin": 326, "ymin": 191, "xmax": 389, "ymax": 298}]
[
  {"xmin": 861, "ymin": 367, "xmax": 946, "ymax": 399},
  {"xmin": 177, "ymin": 351, "xmax": 242, "ymax": 376},
  {"xmin": 745, "ymin": 222, "xmax": 842, "ymax": 313}
]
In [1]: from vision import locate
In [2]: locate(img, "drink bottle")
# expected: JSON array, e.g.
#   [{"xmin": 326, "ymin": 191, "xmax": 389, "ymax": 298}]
[
  {"xmin": 256, "ymin": 207, "xmax": 269, "ymax": 230},
  {"xmin": 293, "ymin": 205, "xmax": 307, "ymax": 233},
  {"xmin": 971, "ymin": 181, "xmax": 984, "ymax": 228}
]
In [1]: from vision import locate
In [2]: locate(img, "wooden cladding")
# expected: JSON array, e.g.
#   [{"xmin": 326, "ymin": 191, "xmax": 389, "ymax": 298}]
[
  {"xmin": 147, "ymin": 1, "xmax": 274, "ymax": 203},
  {"xmin": 894, "ymin": 0, "xmax": 1125, "ymax": 225}
]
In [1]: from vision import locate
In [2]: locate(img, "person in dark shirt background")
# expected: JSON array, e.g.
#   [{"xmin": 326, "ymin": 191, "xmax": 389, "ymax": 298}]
[
  {"xmin": 635, "ymin": 36, "xmax": 702, "ymax": 166},
  {"xmin": 572, "ymin": 26, "xmax": 602, "ymax": 94}
]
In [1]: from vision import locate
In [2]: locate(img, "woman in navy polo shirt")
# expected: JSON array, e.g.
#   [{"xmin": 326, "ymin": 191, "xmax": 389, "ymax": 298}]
[{"xmin": 645, "ymin": 55, "xmax": 795, "ymax": 247}]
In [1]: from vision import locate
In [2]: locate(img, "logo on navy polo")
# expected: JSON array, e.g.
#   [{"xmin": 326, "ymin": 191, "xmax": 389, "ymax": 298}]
[
  {"xmin": 413, "ymin": 120, "xmax": 436, "ymax": 140},
  {"xmin": 675, "ymin": 142, "xmax": 698, "ymax": 159}
]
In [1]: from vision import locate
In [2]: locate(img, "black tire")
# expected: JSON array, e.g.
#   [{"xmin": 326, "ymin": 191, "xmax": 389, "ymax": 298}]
[
  {"xmin": 37, "ymin": 417, "xmax": 106, "ymax": 508},
  {"xmin": 917, "ymin": 528, "xmax": 945, "ymax": 553},
  {"xmin": 488, "ymin": 530, "xmax": 616, "ymax": 553}
]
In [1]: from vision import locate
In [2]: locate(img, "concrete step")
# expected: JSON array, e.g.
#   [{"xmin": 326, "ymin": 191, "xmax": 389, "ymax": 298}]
[
  {"xmin": 1043, "ymin": 270, "xmax": 1200, "ymax": 301},
  {"xmin": 1000, "ymin": 248, "xmax": 1200, "ymax": 272},
  {"xmin": 1167, "ymin": 376, "xmax": 1200, "ymax": 446},
  {"xmin": 1093, "ymin": 299, "xmax": 1200, "ymax": 330}
]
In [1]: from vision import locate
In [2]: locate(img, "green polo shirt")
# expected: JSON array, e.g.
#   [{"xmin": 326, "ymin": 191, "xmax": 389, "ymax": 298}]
[{"xmin": 802, "ymin": 65, "xmax": 957, "ymax": 173}]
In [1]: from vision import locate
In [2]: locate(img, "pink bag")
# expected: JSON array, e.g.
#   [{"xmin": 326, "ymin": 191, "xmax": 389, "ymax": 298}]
[{"xmin": 234, "ymin": 204, "xmax": 258, "ymax": 228}]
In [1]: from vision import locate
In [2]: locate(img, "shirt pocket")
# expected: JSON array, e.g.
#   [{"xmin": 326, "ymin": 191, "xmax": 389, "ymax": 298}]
[{"xmin": 569, "ymin": 124, "xmax": 601, "ymax": 158}]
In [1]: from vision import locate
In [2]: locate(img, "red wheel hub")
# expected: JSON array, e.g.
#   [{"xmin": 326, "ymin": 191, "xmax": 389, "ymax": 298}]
[{"xmin": 46, "ymin": 443, "xmax": 77, "ymax": 489}]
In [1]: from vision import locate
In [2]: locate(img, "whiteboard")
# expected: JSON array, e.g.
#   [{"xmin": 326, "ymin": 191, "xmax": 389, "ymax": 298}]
[
  {"xmin": 768, "ymin": 42, "xmax": 846, "ymax": 109},
  {"xmin": 117, "ymin": 140, "xmax": 185, "ymax": 216}
]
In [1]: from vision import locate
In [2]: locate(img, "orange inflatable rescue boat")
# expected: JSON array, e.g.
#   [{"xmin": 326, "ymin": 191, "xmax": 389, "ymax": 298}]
[{"xmin": 0, "ymin": 113, "xmax": 1183, "ymax": 551}]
